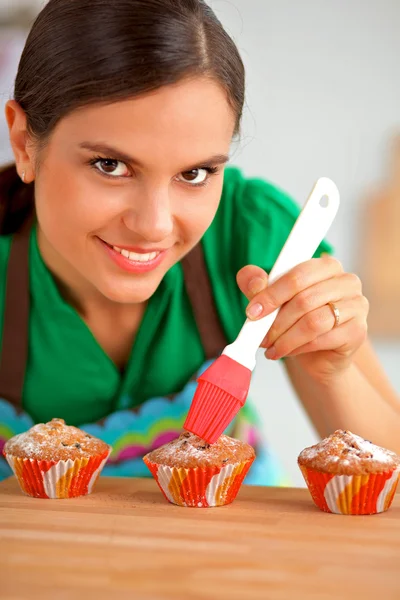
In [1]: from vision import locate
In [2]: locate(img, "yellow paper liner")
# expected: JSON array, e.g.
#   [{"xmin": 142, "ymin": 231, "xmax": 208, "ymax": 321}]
[{"xmin": 300, "ymin": 464, "xmax": 400, "ymax": 515}]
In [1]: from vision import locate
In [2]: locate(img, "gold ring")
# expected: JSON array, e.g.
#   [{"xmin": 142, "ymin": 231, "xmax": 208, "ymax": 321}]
[{"xmin": 328, "ymin": 302, "xmax": 340, "ymax": 328}]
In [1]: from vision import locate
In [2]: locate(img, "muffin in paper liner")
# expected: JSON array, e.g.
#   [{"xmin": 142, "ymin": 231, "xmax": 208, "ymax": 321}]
[
  {"xmin": 5, "ymin": 449, "xmax": 111, "ymax": 499},
  {"xmin": 3, "ymin": 418, "xmax": 112, "ymax": 499},
  {"xmin": 143, "ymin": 456, "xmax": 254, "ymax": 507},
  {"xmin": 298, "ymin": 430, "xmax": 400, "ymax": 515},
  {"xmin": 144, "ymin": 432, "xmax": 255, "ymax": 507},
  {"xmin": 299, "ymin": 465, "xmax": 400, "ymax": 515}
]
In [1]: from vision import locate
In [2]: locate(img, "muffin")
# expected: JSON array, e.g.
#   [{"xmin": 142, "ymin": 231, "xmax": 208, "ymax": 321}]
[
  {"xmin": 143, "ymin": 432, "xmax": 255, "ymax": 508},
  {"xmin": 298, "ymin": 429, "xmax": 400, "ymax": 515},
  {"xmin": 4, "ymin": 418, "xmax": 111, "ymax": 499}
]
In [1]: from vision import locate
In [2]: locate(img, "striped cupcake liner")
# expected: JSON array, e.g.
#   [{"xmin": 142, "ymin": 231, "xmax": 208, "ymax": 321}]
[
  {"xmin": 5, "ymin": 448, "xmax": 111, "ymax": 499},
  {"xmin": 300, "ymin": 464, "xmax": 400, "ymax": 515},
  {"xmin": 143, "ymin": 456, "xmax": 254, "ymax": 507}
]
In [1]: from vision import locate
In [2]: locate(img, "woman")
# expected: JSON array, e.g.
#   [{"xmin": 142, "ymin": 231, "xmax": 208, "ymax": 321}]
[{"xmin": 0, "ymin": 0, "xmax": 399, "ymax": 484}]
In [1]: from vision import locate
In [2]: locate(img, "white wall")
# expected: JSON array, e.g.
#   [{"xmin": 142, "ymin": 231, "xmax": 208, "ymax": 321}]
[
  {"xmin": 1, "ymin": 1, "xmax": 399, "ymax": 485},
  {"xmin": 0, "ymin": 30, "xmax": 25, "ymax": 164},
  {"xmin": 211, "ymin": 0, "xmax": 400, "ymax": 271},
  {"xmin": 207, "ymin": 0, "xmax": 400, "ymax": 485},
  {"xmin": 0, "ymin": 0, "xmax": 45, "ymax": 18}
]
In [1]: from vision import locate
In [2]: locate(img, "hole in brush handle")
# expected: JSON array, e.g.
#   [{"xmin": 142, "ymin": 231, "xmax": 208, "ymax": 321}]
[{"xmin": 319, "ymin": 194, "xmax": 330, "ymax": 208}]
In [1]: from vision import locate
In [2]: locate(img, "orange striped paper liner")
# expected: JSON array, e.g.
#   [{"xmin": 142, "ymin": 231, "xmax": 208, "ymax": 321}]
[
  {"xmin": 143, "ymin": 456, "xmax": 254, "ymax": 507},
  {"xmin": 300, "ymin": 465, "xmax": 400, "ymax": 515},
  {"xmin": 5, "ymin": 448, "xmax": 111, "ymax": 499}
]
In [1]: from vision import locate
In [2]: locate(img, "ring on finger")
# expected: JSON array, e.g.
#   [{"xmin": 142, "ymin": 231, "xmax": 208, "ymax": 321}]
[{"xmin": 327, "ymin": 302, "xmax": 340, "ymax": 329}]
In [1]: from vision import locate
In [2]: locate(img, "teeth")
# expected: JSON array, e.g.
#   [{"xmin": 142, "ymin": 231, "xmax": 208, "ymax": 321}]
[{"xmin": 112, "ymin": 246, "xmax": 160, "ymax": 262}]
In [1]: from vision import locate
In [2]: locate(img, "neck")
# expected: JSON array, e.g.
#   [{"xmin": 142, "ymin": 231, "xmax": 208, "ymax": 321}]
[{"xmin": 36, "ymin": 225, "xmax": 147, "ymax": 370}]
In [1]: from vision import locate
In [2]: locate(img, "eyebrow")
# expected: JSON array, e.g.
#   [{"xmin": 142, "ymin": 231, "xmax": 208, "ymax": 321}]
[{"xmin": 79, "ymin": 142, "xmax": 230, "ymax": 170}]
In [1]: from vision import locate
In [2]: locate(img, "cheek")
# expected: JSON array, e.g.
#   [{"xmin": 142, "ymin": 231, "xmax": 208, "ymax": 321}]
[
  {"xmin": 34, "ymin": 165, "xmax": 120, "ymax": 239},
  {"xmin": 176, "ymin": 183, "xmax": 223, "ymax": 241}
]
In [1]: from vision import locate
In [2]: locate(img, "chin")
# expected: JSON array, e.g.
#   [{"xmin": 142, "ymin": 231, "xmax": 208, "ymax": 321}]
[{"xmin": 97, "ymin": 278, "xmax": 160, "ymax": 304}]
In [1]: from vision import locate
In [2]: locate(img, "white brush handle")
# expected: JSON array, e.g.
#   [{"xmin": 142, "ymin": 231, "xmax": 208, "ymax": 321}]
[{"xmin": 222, "ymin": 177, "xmax": 340, "ymax": 371}]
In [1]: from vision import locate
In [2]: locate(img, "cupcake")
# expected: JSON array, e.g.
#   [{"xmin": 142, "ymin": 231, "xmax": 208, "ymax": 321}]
[
  {"xmin": 4, "ymin": 418, "xmax": 111, "ymax": 499},
  {"xmin": 143, "ymin": 432, "xmax": 255, "ymax": 508},
  {"xmin": 298, "ymin": 430, "xmax": 400, "ymax": 515}
]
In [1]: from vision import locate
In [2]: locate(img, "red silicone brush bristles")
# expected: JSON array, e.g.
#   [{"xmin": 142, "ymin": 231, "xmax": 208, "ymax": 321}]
[{"xmin": 184, "ymin": 354, "xmax": 252, "ymax": 444}]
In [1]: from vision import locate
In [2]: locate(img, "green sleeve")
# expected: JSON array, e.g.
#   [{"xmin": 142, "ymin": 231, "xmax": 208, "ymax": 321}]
[{"xmin": 0, "ymin": 235, "xmax": 12, "ymax": 346}]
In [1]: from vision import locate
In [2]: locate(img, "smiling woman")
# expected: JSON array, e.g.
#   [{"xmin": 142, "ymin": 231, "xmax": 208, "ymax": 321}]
[
  {"xmin": 0, "ymin": 0, "xmax": 399, "ymax": 485},
  {"xmin": 22, "ymin": 79, "xmax": 234, "ymax": 305}
]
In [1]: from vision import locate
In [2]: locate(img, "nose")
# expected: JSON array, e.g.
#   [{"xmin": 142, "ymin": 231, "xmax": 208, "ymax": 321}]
[{"xmin": 123, "ymin": 183, "xmax": 174, "ymax": 242}]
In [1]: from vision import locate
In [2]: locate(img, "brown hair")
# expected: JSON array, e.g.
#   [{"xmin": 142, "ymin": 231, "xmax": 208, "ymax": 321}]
[{"xmin": 0, "ymin": 0, "xmax": 245, "ymax": 234}]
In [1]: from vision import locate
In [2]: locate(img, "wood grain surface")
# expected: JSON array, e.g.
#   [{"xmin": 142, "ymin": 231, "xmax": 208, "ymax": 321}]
[{"xmin": 1, "ymin": 476, "xmax": 399, "ymax": 600}]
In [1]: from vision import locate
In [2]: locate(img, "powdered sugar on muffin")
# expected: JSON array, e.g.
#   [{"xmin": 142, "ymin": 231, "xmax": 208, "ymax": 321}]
[
  {"xmin": 144, "ymin": 432, "xmax": 255, "ymax": 507},
  {"xmin": 4, "ymin": 418, "xmax": 110, "ymax": 461},
  {"xmin": 145, "ymin": 432, "xmax": 255, "ymax": 468},
  {"xmin": 298, "ymin": 429, "xmax": 400, "ymax": 475}
]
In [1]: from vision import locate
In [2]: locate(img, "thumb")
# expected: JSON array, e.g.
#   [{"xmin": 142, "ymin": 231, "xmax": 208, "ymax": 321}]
[{"xmin": 236, "ymin": 265, "xmax": 269, "ymax": 300}]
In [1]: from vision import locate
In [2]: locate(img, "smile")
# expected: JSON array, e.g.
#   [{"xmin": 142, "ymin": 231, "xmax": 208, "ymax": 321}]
[
  {"xmin": 99, "ymin": 238, "xmax": 168, "ymax": 273},
  {"xmin": 111, "ymin": 245, "xmax": 161, "ymax": 263}
]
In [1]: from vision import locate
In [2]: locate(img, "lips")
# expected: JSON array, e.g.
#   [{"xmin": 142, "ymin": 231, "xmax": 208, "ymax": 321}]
[{"xmin": 99, "ymin": 238, "xmax": 169, "ymax": 273}]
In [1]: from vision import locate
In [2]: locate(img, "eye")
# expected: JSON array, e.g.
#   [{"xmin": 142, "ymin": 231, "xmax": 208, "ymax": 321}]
[
  {"xmin": 92, "ymin": 158, "xmax": 130, "ymax": 177},
  {"xmin": 177, "ymin": 168, "xmax": 209, "ymax": 186}
]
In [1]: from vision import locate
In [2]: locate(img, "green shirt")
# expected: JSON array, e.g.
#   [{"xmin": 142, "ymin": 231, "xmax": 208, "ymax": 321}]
[{"xmin": 0, "ymin": 167, "xmax": 331, "ymax": 426}]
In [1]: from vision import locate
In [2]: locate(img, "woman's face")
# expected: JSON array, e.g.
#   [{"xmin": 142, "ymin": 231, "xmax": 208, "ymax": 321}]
[{"xmin": 33, "ymin": 78, "xmax": 236, "ymax": 303}]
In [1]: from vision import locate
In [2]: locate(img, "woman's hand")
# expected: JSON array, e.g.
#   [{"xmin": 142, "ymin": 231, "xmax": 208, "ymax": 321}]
[{"xmin": 236, "ymin": 255, "xmax": 369, "ymax": 381}]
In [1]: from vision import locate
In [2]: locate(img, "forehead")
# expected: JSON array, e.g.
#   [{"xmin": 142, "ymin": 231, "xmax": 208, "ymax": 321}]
[{"xmin": 52, "ymin": 78, "xmax": 235, "ymax": 168}]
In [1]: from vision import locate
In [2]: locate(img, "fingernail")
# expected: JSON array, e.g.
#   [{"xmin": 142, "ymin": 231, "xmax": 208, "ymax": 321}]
[
  {"xmin": 246, "ymin": 302, "xmax": 263, "ymax": 319},
  {"xmin": 265, "ymin": 346, "xmax": 277, "ymax": 360},
  {"xmin": 248, "ymin": 277, "xmax": 267, "ymax": 295}
]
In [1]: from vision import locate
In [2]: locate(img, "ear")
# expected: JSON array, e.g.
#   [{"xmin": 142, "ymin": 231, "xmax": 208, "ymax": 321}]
[{"xmin": 5, "ymin": 100, "xmax": 36, "ymax": 183}]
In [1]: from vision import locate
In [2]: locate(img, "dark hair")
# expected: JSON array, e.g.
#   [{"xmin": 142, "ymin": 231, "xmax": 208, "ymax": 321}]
[{"xmin": 0, "ymin": 0, "xmax": 245, "ymax": 234}]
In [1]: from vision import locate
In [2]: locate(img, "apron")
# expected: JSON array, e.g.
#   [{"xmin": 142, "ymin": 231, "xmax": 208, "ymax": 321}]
[
  {"xmin": 0, "ymin": 171, "xmax": 288, "ymax": 485},
  {"xmin": 0, "ymin": 216, "xmax": 228, "ymax": 407}
]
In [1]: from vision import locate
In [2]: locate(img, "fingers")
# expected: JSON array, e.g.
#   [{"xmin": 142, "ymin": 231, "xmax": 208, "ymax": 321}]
[
  {"xmin": 279, "ymin": 317, "xmax": 368, "ymax": 359},
  {"xmin": 236, "ymin": 265, "xmax": 269, "ymax": 300},
  {"xmin": 236, "ymin": 258, "xmax": 369, "ymax": 366},
  {"xmin": 245, "ymin": 255, "xmax": 343, "ymax": 319},
  {"xmin": 264, "ymin": 298, "xmax": 368, "ymax": 360},
  {"xmin": 263, "ymin": 272, "xmax": 363, "ymax": 348}
]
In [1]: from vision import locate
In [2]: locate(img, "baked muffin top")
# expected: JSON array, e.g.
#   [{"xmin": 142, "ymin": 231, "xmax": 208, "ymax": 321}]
[
  {"xmin": 4, "ymin": 418, "xmax": 111, "ymax": 461},
  {"xmin": 144, "ymin": 432, "xmax": 255, "ymax": 468},
  {"xmin": 298, "ymin": 429, "xmax": 400, "ymax": 475}
]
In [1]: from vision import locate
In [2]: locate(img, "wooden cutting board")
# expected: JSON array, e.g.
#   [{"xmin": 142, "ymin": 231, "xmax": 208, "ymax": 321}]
[
  {"xmin": 1, "ymin": 476, "xmax": 399, "ymax": 600},
  {"xmin": 362, "ymin": 135, "xmax": 400, "ymax": 336}
]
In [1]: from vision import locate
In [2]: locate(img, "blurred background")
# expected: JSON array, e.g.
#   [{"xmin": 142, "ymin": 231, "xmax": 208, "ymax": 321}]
[{"xmin": 1, "ymin": 0, "xmax": 399, "ymax": 485}]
